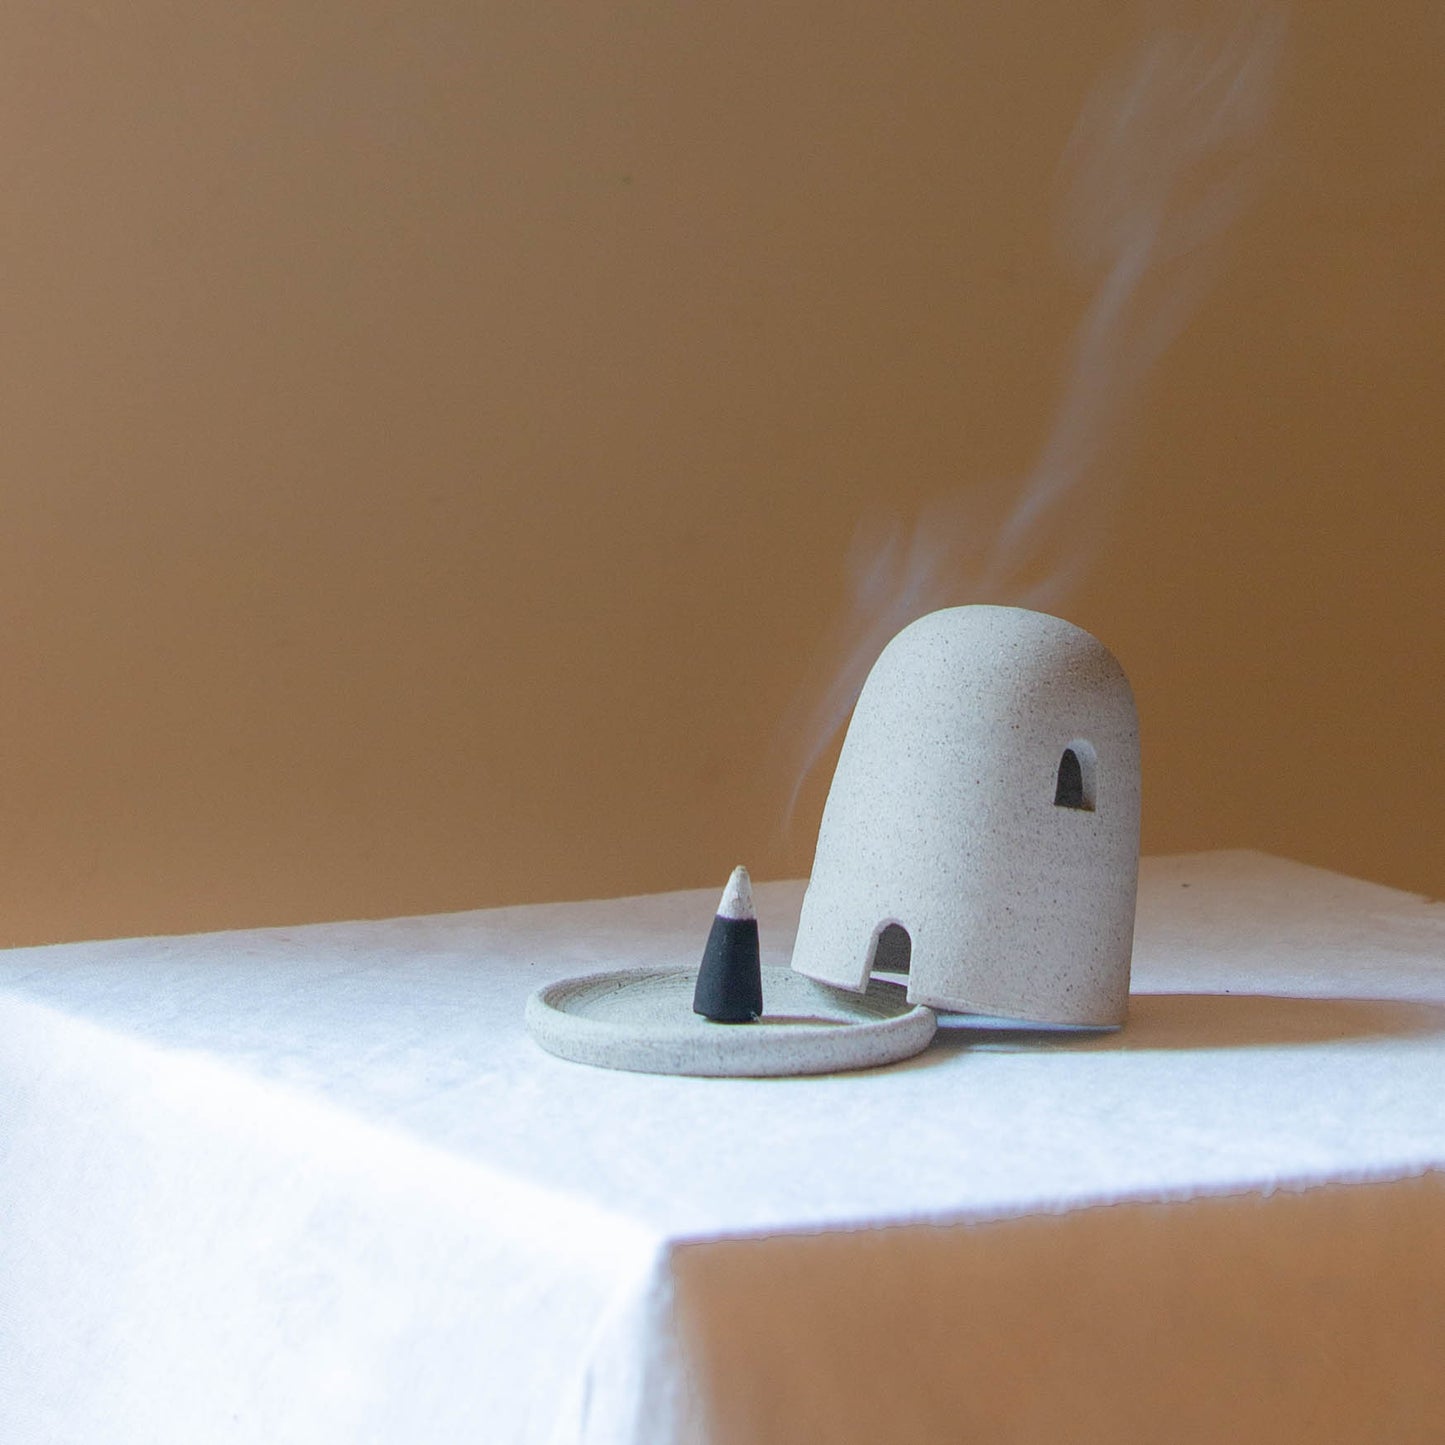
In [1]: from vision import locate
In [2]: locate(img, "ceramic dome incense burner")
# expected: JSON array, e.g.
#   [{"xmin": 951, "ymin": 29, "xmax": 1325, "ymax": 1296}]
[
  {"xmin": 528, "ymin": 604, "xmax": 1140, "ymax": 1072},
  {"xmin": 789, "ymin": 605, "xmax": 1140, "ymax": 1028}
]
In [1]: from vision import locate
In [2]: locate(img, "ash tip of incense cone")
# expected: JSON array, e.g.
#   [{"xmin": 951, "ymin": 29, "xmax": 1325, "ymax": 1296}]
[{"xmin": 716, "ymin": 865, "xmax": 755, "ymax": 922}]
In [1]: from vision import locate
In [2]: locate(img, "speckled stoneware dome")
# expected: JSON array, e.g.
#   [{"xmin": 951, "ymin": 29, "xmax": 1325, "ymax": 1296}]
[{"xmin": 789, "ymin": 605, "xmax": 1140, "ymax": 1027}]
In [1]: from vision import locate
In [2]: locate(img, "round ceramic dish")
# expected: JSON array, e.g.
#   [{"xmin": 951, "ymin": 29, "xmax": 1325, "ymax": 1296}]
[{"xmin": 526, "ymin": 964, "xmax": 937, "ymax": 1077}]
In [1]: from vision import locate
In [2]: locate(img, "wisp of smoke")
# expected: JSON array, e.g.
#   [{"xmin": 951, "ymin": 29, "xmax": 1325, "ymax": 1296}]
[{"xmin": 776, "ymin": 3, "xmax": 1284, "ymax": 831}]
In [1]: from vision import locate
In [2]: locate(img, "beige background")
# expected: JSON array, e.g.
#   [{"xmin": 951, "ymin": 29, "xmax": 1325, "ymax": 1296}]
[
  {"xmin": 1, "ymin": 1, "xmax": 1441, "ymax": 947},
  {"xmin": 675, "ymin": 1174, "xmax": 1445, "ymax": 1444}
]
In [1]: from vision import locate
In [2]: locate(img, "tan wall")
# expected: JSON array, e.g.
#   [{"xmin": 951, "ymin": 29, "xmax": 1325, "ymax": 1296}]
[{"xmin": 1, "ymin": 1, "xmax": 1440, "ymax": 946}]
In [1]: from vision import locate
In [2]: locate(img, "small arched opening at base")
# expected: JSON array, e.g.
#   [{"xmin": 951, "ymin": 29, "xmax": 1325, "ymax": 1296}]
[
  {"xmin": 1054, "ymin": 739, "xmax": 1098, "ymax": 811},
  {"xmin": 868, "ymin": 921, "xmax": 912, "ymax": 977}
]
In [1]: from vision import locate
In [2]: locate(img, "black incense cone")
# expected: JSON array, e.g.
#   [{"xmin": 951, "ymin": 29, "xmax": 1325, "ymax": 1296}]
[{"xmin": 692, "ymin": 865, "xmax": 763, "ymax": 1023}]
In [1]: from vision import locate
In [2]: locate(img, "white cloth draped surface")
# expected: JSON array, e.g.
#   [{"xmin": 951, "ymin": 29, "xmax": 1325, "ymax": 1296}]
[{"xmin": 2, "ymin": 851, "xmax": 1443, "ymax": 1443}]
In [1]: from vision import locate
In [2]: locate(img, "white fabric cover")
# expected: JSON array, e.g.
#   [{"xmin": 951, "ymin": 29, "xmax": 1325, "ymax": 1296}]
[{"xmin": 2, "ymin": 851, "xmax": 1444, "ymax": 1442}]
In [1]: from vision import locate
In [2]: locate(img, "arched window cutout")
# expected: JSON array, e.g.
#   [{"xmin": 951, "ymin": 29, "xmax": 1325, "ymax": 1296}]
[
  {"xmin": 1054, "ymin": 740, "xmax": 1098, "ymax": 811},
  {"xmin": 869, "ymin": 921, "xmax": 912, "ymax": 976}
]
